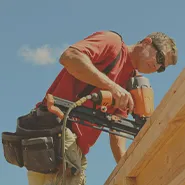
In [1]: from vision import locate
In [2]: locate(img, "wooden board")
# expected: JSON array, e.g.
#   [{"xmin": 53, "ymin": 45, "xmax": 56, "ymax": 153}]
[{"xmin": 104, "ymin": 68, "xmax": 185, "ymax": 185}]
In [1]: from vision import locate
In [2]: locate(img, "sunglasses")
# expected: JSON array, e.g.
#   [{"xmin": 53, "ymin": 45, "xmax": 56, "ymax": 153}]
[{"xmin": 151, "ymin": 41, "xmax": 166, "ymax": 73}]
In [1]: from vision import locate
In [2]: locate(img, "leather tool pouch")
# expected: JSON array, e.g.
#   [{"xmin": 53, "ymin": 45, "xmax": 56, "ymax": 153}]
[
  {"xmin": 22, "ymin": 136, "xmax": 59, "ymax": 173},
  {"xmin": 2, "ymin": 109, "xmax": 62, "ymax": 174},
  {"xmin": 2, "ymin": 132, "xmax": 24, "ymax": 168}
]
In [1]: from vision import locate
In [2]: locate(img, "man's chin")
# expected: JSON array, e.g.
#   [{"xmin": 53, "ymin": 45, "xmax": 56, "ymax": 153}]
[
  {"xmin": 137, "ymin": 69, "xmax": 154, "ymax": 74},
  {"xmin": 137, "ymin": 68, "xmax": 147, "ymax": 74}
]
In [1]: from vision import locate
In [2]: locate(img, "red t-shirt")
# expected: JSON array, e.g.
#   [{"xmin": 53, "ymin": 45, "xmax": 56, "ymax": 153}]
[{"xmin": 41, "ymin": 31, "xmax": 134, "ymax": 155}]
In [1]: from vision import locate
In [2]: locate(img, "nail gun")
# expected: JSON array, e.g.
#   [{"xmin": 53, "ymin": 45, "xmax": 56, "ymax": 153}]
[
  {"xmin": 46, "ymin": 73, "xmax": 155, "ymax": 185},
  {"xmin": 46, "ymin": 73, "xmax": 154, "ymax": 140}
]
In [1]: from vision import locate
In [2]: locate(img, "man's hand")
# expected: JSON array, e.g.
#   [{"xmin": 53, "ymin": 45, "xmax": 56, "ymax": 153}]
[{"xmin": 108, "ymin": 83, "xmax": 134, "ymax": 113}]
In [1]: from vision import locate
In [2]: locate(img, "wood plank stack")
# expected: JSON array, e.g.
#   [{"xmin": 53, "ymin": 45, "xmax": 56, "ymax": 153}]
[{"xmin": 104, "ymin": 68, "xmax": 185, "ymax": 185}]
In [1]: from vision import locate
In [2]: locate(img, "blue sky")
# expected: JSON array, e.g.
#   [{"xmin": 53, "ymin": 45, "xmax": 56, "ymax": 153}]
[{"xmin": 0, "ymin": 1, "xmax": 184, "ymax": 185}]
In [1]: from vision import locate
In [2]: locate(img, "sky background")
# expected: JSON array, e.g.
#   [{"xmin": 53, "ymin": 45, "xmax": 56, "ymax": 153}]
[{"xmin": 0, "ymin": 1, "xmax": 184, "ymax": 185}]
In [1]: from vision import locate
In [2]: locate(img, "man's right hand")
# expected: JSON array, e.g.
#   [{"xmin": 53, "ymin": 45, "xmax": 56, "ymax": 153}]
[{"xmin": 108, "ymin": 83, "xmax": 134, "ymax": 113}]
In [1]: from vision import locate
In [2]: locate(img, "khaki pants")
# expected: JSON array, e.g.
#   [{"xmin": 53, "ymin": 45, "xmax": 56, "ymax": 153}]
[{"xmin": 27, "ymin": 128, "xmax": 87, "ymax": 185}]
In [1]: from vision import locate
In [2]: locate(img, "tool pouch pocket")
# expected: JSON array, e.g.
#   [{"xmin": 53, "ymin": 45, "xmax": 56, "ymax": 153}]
[
  {"xmin": 22, "ymin": 136, "xmax": 58, "ymax": 173},
  {"xmin": 2, "ymin": 132, "xmax": 24, "ymax": 167}
]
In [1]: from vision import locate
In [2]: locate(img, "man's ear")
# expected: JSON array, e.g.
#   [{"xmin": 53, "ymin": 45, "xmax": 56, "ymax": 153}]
[
  {"xmin": 140, "ymin": 37, "xmax": 152, "ymax": 45},
  {"xmin": 142, "ymin": 37, "xmax": 152, "ymax": 45}
]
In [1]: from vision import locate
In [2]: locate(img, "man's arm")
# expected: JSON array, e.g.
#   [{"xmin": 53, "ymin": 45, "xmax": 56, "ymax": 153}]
[
  {"xmin": 59, "ymin": 31, "xmax": 134, "ymax": 112},
  {"xmin": 109, "ymin": 132, "xmax": 126, "ymax": 163},
  {"xmin": 109, "ymin": 111, "xmax": 128, "ymax": 163},
  {"xmin": 59, "ymin": 47, "xmax": 115, "ymax": 91}
]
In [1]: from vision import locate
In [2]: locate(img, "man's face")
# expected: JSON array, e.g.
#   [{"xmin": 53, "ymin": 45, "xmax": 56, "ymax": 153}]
[{"xmin": 135, "ymin": 38, "xmax": 174, "ymax": 74}]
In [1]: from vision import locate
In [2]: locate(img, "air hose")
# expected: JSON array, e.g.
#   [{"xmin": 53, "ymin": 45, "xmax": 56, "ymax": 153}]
[
  {"xmin": 46, "ymin": 92, "xmax": 102, "ymax": 185},
  {"xmin": 61, "ymin": 94, "xmax": 93, "ymax": 185}
]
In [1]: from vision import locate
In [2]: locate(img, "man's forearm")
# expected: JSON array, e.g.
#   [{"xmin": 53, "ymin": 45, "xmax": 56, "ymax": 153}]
[
  {"xmin": 59, "ymin": 48, "xmax": 115, "ymax": 90},
  {"xmin": 109, "ymin": 133, "xmax": 126, "ymax": 163}
]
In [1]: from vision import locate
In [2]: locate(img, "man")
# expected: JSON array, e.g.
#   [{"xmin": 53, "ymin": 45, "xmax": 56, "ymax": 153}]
[{"xmin": 28, "ymin": 30, "xmax": 178, "ymax": 185}]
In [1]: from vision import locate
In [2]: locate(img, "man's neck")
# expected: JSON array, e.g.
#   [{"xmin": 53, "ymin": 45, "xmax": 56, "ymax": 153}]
[{"xmin": 127, "ymin": 45, "xmax": 137, "ymax": 69}]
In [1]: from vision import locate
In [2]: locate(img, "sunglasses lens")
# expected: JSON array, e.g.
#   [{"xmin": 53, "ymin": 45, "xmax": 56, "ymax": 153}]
[{"xmin": 157, "ymin": 66, "xmax": 165, "ymax": 73}]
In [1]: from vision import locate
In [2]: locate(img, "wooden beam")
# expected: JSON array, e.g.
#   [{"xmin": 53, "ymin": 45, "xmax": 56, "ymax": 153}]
[
  {"xmin": 136, "ymin": 123, "xmax": 185, "ymax": 185},
  {"xmin": 104, "ymin": 68, "xmax": 185, "ymax": 185}
]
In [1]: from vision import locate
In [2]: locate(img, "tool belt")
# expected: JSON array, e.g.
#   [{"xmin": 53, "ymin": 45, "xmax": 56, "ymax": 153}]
[{"xmin": 2, "ymin": 108, "xmax": 69, "ymax": 174}]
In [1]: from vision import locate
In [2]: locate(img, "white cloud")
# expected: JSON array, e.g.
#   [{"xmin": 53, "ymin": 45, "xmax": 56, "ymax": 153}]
[{"xmin": 18, "ymin": 44, "xmax": 69, "ymax": 65}]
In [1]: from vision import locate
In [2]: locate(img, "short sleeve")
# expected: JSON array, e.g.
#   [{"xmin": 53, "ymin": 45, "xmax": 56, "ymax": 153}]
[{"xmin": 69, "ymin": 31, "xmax": 122, "ymax": 64}]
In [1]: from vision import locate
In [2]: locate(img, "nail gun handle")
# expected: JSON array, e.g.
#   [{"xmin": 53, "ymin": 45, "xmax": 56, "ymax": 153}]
[{"xmin": 46, "ymin": 94, "xmax": 65, "ymax": 120}]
